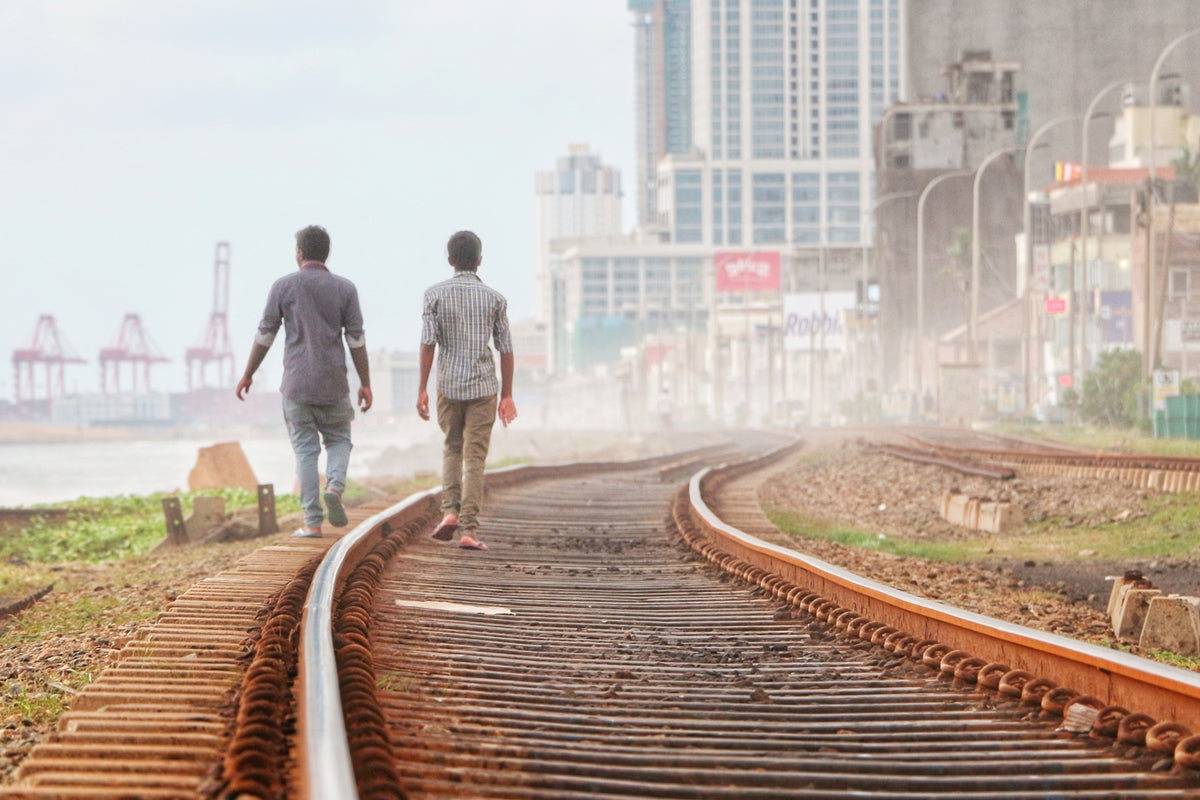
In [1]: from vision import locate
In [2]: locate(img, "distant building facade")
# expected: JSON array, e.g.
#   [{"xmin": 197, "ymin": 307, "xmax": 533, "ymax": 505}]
[
  {"xmin": 907, "ymin": 0, "xmax": 1200, "ymax": 152},
  {"xmin": 873, "ymin": 52, "xmax": 1024, "ymax": 394},
  {"xmin": 547, "ymin": 235, "xmax": 711, "ymax": 374},
  {"xmin": 534, "ymin": 144, "xmax": 625, "ymax": 368},
  {"xmin": 654, "ymin": 0, "xmax": 904, "ymax": 259},
  {"xmin": 629, "ymin": 0, "xmax": 693, "ymax": 226},
  {"xmin": 367, "ymin": 350, "xmax": 420, "ymax": 416}
]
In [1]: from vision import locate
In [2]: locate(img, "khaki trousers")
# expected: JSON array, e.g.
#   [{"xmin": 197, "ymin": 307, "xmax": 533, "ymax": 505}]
[{"xmin": 436, "ymin": 394, "xmax": 496, "ymax": 532}]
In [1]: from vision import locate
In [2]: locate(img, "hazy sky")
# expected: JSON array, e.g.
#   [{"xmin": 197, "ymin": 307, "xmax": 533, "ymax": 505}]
[{"xmin": 1, "ymin": 2, "xmax": 634, "ymax": 396}]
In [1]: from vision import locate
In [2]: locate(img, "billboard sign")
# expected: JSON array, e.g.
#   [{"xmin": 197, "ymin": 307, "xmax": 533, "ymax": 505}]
[
  {"xmin": 784, "ymin": 292, "xmax": 856, "ymax": 352},
  {"xmin": 715, "ymin": 251, "xmax": 781, "ymax": 292},
  {"xmin": 1045, "ymin": 297, "xmax": 1067, "ymax": 314},
  {"xmin": 1099, "ymin": 291, "xmax": 1132, "ymax": 345},
  {"xmin": 1154, "ymin": 369, "xmax": 1180, "ymax": 412}
]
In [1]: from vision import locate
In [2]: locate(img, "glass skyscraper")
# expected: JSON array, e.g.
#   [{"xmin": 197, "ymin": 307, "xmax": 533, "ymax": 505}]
[
  {"xmin": 629, "ymin": 0, "xmax": 693, "ymax": 226},
  {"xmin": 658, "ymin": 0, "xmax": 904, "ymax": 278}
]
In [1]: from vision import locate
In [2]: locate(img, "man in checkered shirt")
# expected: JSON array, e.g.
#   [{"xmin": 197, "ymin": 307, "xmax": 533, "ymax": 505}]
[{"xmin": 417, "ymin": 230, "xmax": 517, "ymax": 551}]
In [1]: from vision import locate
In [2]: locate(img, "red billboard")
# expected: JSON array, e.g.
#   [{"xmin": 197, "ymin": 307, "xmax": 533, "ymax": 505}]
[{"xmin": 715, "ymin": 251, "xmax": 781, "ymax": 293}]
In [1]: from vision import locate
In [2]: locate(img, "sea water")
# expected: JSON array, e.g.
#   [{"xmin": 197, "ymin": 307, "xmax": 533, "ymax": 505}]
[{"xmin": 0, "ymin": 431, "xmax": 427, "ymax": 508}]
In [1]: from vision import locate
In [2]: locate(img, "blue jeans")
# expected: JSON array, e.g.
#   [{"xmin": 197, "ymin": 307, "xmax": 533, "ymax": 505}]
[{"xmin": 282, "ymin": 395, "xmax": 354, "ymax": 528}]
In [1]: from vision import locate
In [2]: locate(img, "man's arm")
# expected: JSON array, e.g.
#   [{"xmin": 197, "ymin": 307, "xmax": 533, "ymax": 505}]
[
  {"xmin": 238, "ymin": 284, "xmax": 283, "ymax": 400},
  {"xmin": 349, "ymin": 346, "xmax": 372, "ymax": 412},
  {"xmin": 235, "ymin": 343, "xmax": 272, "ymax": 400},
  {"xmin": 497, "ymin": 351, "xmax": 517, "ymax": 427},
  {"xmin": 416, "ymin": 343, "xmax": 435, "ymax": 421}
]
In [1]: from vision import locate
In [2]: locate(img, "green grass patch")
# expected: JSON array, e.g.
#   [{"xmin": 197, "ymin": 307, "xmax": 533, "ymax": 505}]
[
  {"xmin": 0, "ymin": 488, "xmax": 302, "ymax": 566},
  {"xmin": 764, "ymin": 508, "xmax": 963, "ymax": 561},
  {"xmin": 6, "ymin": 682, "xmax": 71, "ymax": 722},
  {"xmin": 766, "ymin": 491, "xmax": 1200, "ymax": 565},
  {"xmin": 965, "ymin": 494, "xmax": 1200, "ymax": 563},
  {"xmin": 991, "ymin": 423, "xmax": 1200, "ymax": 457},
  {"xmin": 1142, "ymin": 650, "xmax": 1200, "ymax": 671},
  {"xmin": 4, "ymin": 588, "xmax": 157, "ymax": 642}
]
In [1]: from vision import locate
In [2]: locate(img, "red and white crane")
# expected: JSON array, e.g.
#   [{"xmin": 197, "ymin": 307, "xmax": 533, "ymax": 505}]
[
  {"xmin": 99, "ymin": 313, "xmax": 169, "ymax": 394},
  {"xmin": 186, "ymin": 241, "xmax": 234, "ymax": 390},
  {"xmin": 12, "ymin": 314, "xmax": 86, "ymax": 415}
]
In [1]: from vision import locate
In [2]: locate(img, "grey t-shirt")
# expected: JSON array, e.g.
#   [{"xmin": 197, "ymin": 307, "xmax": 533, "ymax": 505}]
[{"xmin": 255, "ymin": 262, "xmax": 366, "ymax": 405}]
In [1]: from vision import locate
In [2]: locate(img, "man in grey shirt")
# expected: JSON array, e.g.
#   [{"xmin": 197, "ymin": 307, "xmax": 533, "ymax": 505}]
[
  {"xmin": 236, "ymin": 224, "xmax": 373, "ymax": 537},
  {"xmin": 417, "ymin": 230, "xmax": 516, "ymax": 550}
]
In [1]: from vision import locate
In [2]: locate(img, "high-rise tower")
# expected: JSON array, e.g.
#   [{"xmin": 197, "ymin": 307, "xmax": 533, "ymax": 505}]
[
  {"xmin": 653, "ymin": 0, "xmax": 904, "ymax": 286},
  {"xmin": 629, "ymin": 0, "xmax": 693, "ymax": 226},
  {"xmin": 534, "ymin": 144, "xmax": 625, "ymax": 369}
]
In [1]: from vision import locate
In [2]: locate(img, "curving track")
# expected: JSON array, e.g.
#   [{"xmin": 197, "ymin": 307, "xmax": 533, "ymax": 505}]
[{"xmin": 7, "ymin": 432, "xmax": 1200, "ymax": 798}]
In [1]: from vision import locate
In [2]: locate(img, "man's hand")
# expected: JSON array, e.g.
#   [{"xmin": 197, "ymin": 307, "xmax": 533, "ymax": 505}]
[
  {"xmin": 358, "ymin": 386, "xmax": 373, "ymax": 412},
  {"xmin": 498, "ymin": 396, "xmax": 517, "ymax": 427},
  {"xmin": 235, "ymin": 375, "xmax": 252, "ymax": 401},
  {"xmin": 417, "ymin": 388, "xmax": 430, "ymax": 421}
]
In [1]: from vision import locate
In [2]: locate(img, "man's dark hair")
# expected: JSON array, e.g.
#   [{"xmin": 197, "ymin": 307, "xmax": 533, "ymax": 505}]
[
  {"xmin": 296, "ymin": 225, "xmax": 331, "ymax": 263},
  {"xmin": 447, "ymin": 230, "xmax": 482, "ymax": 269}
]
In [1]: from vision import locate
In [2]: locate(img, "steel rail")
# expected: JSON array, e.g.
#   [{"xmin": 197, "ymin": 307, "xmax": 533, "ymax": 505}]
[
  {"xmin": 298, "ymin": 486, "xmax": 439, "ymax": 800},
  {"xmin": 686, "ymin": 464, "xmax": 1200, "ymax": 730},
  {"xmin": 864, "ymin": 442, "xmax": 1016, "ymax": 479}
]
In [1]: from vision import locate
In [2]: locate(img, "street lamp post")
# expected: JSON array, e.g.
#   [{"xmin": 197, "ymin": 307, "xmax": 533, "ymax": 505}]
[
  {"xmin": 1146, "ymin": 28, "xmax": 1200, "ymax": 378},
  {"xmin": 1078, "ymin": 81, "xmax": 1128, "ymax": 391},
  {"xmin": 970, "ymin": 146, "xmax": 1024, "ymax": 364},
  {"xmin": 915, "ymin": 171, "xmax": 972, "ymax": 401},
  {"xmin": 1021, "ymin": 115, "xmax": 1079, "ymax": 411},
  {"xmin": 862, "ymin": 190, "xmax": 917, "ymax": 399}
]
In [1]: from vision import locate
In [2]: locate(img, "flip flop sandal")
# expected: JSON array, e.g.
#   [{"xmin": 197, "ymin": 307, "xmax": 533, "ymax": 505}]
[
  {"xmin": 431, "ymin": 520, "xmax": 459, "ymax": 541},
  {"xmin": 291, "ymin": 528, "xmax": 322, "ymax": 539},
  {"xmin": 458, "ymin": 538, "xmax": 488, "ymax": 550}
]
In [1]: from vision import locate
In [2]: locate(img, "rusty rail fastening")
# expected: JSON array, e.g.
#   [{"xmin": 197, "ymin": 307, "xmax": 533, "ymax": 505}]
[
  {"xmin": 675, "ymin": 453, "xmax": 1200, "ymax": 774},
  {"xmin": 331, "ymin": 512, "xmax": 433, "ymax": 800},
  {"xmin": 217, "ymin": 556, "xmax": 322, "ymax": 799}
]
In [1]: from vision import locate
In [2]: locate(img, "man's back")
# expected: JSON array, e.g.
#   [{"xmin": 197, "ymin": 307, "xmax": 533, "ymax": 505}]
[
  {"xmin": 260, "ymin": 265, "xmax": 364, "ymax": 404},
  {"xmin": 421, "ymin": 271, "xmax": 511, "ymax": 401}
]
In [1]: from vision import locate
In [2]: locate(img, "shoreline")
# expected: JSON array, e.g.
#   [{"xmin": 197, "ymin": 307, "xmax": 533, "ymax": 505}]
[{"xmin": 0, "ymin": 424, "xmax": 735, "ymax": 508}]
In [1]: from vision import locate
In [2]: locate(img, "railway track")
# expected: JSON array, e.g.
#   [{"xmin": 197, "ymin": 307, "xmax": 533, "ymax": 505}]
[
  {"xmin": 892, "ymin": 427, "xmax": 1200, "ymax": 492},
  {"xmin": 6, "ymin": 432, "xmax": 1200, "ymax": 798}
]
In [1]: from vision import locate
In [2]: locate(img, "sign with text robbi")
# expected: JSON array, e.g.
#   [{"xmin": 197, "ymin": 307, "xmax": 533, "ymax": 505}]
[
  {"xmin": 784, "ymin": 291, "xmax": 857, "ymax": 352},
  {"xmin": 715, "ymin": 251, "xmax": 781, "ymax": 292}
]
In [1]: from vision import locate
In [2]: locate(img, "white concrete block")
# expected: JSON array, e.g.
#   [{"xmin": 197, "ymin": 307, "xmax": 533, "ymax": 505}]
[{"xmin": 1139, "ymin": 595, "xmax": 1200, "ymax": 656}]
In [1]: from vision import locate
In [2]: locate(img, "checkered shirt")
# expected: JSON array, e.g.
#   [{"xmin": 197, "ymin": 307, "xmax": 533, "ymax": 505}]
[{"xmin": 421, "ymin": 271, "xmax": 513, "ymax": 401}]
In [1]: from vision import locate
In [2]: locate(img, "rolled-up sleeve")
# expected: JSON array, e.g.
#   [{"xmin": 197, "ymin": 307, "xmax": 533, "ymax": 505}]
[
  {"xmin": 492, "ymin": 298, "xmax": 513, "ymax": 355},
  {"xmin": 420, "ymin": 292, "xmax": 440, "ymax": 347},
  {"xmin": 343, "ymin": 287, "xmax": 366, "ymax": 350},
  {"xmin": 255, "ymin": 282, "xmax": 284, "ymax": 347}
]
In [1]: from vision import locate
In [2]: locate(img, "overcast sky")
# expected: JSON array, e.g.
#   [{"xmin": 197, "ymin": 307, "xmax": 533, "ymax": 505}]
[{"xmin": 1, "ymin": 2, "xmax": 634, "ymax": 396}]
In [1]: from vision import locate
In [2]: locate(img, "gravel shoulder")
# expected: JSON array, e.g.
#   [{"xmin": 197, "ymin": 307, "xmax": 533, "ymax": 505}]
[{"xmin": 752, "ymin": 430, "xmax": 1200, "ymax": 656}]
